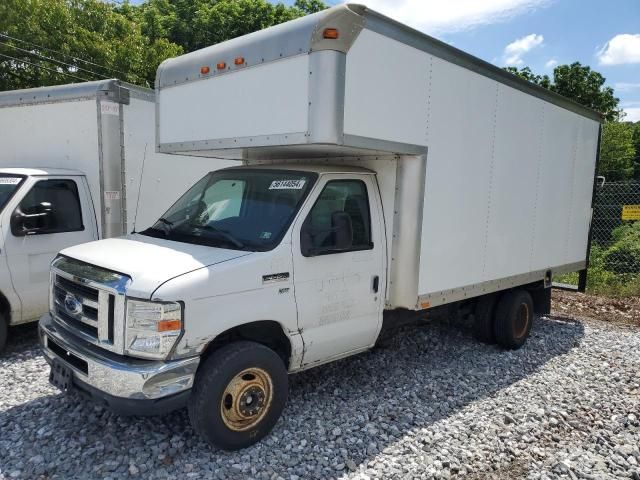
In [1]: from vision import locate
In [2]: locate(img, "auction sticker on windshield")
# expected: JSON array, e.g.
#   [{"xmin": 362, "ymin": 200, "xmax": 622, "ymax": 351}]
[
  {"xmin": 0, "ymin": 178, "xmax": 21, "ymax": 185},
  {"xmin": 269, "ymin": 179, "xmax": 306, "ymax": 190}
]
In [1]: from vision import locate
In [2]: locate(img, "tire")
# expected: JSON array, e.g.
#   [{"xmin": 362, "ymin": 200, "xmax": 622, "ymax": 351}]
[
  {"xmin": 188, "ymin": 340, "xmax": 288, "ymax": 450},
  {"xmin": 493, "ymin": 289, "xmax": 534, "ymax": 350},
  {"xmin": 0, "ymin": 312, "xmax": 7, "ymax": 354},
  {"xmin": 473, "ymin": 294, "xmax": 498, "ymax": 344}
]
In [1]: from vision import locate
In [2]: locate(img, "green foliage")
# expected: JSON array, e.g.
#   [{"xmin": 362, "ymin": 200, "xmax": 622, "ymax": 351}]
[
  {"xmin": 504, "ymin": 66, "xmax": 551, "ymax": 89},
  {"xmin": 126, "ymin": 0, "xmax": 327, "ymax": 62},
  {"xmin": 555, "ymin": 229, "xmax": 640, "ymax": 297},
  {"xmin": 0, "ymin": 0, "xmax": 182, "ymax": 88},
  {"xmin": 599, "ymin": 122, "xmax": 636, "ymax": 181},
  {"xmin": 603, "ymin": 222, "xmax": 640, "ymax": 274},
  {"xmin": 0, "ymin": 0, "xmax": 327, "ymax": 90},
  {"xmin": 293, "ymin": 0, "xmax": 328, "ymax": 15},
  {"xmin": 553, "ymin": 245, "xmax": 640, "ymax": 297},
  {"xmin": 505, "ymin": 62, "xmax": 622, "ymax": 122},
  {"xmin": 633, "ymin": 122, "xmax": 640, "ymax": 180},
  {"xmin": 191, "ymin": 0, "xmax": 310, "ymax": 52}
]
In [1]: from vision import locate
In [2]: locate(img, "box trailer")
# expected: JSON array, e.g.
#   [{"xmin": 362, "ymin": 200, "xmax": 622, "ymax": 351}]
[
  {"xmin": 39, "ymin": 4, "xmax": 601, "ymax": 450},
  {"xmin": 0, "ymin": 80, "xmax": 234, "ymax": 350}
]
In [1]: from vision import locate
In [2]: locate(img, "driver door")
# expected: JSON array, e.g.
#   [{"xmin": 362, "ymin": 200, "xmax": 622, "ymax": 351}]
[
  {"xmin": 291, "ymin": 173, "xmax": 386, "ymax": 367},
  {"xmin": 2, "ymin": 176, "xmax": 97, "ymax": 322}
]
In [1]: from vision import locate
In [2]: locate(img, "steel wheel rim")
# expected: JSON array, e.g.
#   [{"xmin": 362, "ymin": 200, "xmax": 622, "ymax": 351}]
[
  {"xmin": 220, "ymin": 367, "xmax": 273, "ymax": 432},
  {"xmin": 514, "ymin": 302, "xmax": 530, "ymax": 338}
]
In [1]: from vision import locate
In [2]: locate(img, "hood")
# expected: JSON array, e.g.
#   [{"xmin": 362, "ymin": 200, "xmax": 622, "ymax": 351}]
[{"xmin": 59, "ymin": 234, "xmax": 252, "ymax": 298}]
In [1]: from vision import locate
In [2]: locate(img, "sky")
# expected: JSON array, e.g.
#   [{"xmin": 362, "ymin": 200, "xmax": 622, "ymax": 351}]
[{"xmin": 305, "ymin": 0, "xmax": 640, "ymax": 121}]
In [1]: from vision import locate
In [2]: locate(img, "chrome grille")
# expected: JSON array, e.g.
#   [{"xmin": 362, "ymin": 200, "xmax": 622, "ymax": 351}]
[
  {"xmin": 53, "ymin": 275, "xmax": 105, "ymax": 340},
  {"xmin": 50, "ymin": 256, "xmax": 129, "ymax": 355}
]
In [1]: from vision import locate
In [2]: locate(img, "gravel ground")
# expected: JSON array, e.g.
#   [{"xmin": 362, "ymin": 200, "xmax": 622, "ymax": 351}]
[{"xmin": 1, "ymin": 307, "xmax": 639, "ymax": 480}]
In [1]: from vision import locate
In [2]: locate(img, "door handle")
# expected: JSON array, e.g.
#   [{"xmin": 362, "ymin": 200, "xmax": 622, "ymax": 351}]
[{"xmin": 372, "ymin": 275, "xmax": 379, "ymax": 293}]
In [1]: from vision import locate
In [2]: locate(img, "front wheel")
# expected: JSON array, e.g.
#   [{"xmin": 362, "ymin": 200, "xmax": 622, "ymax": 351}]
[{"xmin": 188, "ymin": 341, "xmax": 288, "ymax": 450}]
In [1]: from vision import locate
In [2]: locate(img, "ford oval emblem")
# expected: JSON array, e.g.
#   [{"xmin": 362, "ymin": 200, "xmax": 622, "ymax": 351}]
[{"xmin": 64, "ymin": 293, "xmax": 83, "ymax": 316}]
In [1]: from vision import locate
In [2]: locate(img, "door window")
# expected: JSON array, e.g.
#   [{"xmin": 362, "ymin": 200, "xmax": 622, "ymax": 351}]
[
  {"xmin": 302, "ymin": 179, "xmax": 372, "ymax": 255},
  {"xmin": 11, "ymin": 179, "xmax": 83, "ymax": 236}
]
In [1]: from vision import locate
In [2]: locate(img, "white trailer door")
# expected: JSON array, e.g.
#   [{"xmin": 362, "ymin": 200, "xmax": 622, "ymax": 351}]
[
  {"xmin": 2, "ymin": 176, "xmax": 98, "ymax": 322},
  {"xmin": 291, "ymin": 173, "xmax": 385, "ymax": 366}
]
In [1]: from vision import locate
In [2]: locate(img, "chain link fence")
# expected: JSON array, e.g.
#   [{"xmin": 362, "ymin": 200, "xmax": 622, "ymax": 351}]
[{"xmin": 557, "ymin": 179, "xmax": 640, "ymax": 295}]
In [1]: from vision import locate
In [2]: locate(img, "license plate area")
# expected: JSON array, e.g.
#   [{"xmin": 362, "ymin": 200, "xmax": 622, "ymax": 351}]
[
  {"xmin": 46, "ymin": 337, "xmax": 89, "ymax": 375},
  {"xmin": 49, "ymin": 360, "xmax": 73, "ymax": 392}
]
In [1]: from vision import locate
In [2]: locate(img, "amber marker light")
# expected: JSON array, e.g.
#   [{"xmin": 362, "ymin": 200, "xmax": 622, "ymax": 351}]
[
  {"xmin": 216, "ymin": 62, "xmax": 227, "ymax": 70},
  {"xmin": 323, "ymin": 28, "xmax": 339, "ymax": 39},
  {"xmin": 157, "ymin": 319, "xmax": 182, "ymax": 332},
  {"xmin": 234, "ymin": 56, "xmax": 245, "ymax": 65},
  {"xmin": 200, "ymin": 66, "xmax": 210, "ymax": 74}
]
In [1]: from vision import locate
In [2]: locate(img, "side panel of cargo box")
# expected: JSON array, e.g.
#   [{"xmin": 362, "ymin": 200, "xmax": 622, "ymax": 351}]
[
  {"xmin": 0, "ymin": 98, "xmax": 103, "ymax": 229},
  {"xmin": 343, "ymin": 29, "xmax": 600, "ymax": 309}
]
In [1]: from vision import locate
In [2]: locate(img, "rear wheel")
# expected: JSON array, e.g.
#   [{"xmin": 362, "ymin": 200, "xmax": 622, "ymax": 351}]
[
  {"xmin": 494, "ymin": 290, "xmax": 534, "ymax": 350},
  {"xmin": 473, "ymin": 294, "xmax": 498, "ymax": 344},
  {"xmin": 188, "ymin": 341, "xmax": 288, "ymax": 450},
  {"xmin": 0, "ymin": 312, "xmax": 7, "ymax": 354}
]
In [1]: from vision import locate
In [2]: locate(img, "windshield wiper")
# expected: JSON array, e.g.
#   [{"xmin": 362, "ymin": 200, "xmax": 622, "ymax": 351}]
[
  {"xmin": 197, "ymin": 225, "xmax": 245, "ymax": 249},
  {"xmin": 154, "ymin": 217, "xmax": 174, "ymax": 235}
]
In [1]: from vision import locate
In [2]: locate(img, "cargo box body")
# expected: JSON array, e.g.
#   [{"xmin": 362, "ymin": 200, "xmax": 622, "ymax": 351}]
[{"xmin": 156, "ymin": 4, "xmax": 600, "ymax": 310}]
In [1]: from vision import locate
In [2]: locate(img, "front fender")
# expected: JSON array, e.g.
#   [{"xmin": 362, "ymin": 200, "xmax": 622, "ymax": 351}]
[{"xmin": 152, "ymin": 244, "xmax": 300, "ymax": 362}]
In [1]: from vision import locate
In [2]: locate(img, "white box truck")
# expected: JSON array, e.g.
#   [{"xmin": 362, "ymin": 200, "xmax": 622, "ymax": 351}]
[
  {"xmin": 39, "ymin": 4, "xmax": 601, "ymax": 450},
  {"xmin": 0, "ymin": 80, "xmax": 233, "ymax": 351}
]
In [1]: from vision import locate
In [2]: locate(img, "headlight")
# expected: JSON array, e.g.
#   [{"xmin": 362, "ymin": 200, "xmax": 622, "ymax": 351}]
[{"xmin": 125, "ymin": 299, "xmax": 183, "ymax": 359}]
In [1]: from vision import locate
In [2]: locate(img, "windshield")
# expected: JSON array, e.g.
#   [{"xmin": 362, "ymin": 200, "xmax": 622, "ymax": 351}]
[
  {"xmin": 141, "ymin": 169, "xmax": 317, "ymax": 251},
  {"xmin": 0, "ymin": 175, "xmax": 25, "ymax": 212}
]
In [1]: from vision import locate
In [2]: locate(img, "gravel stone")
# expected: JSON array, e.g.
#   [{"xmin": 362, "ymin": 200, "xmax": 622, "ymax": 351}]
[{"xmin": 1, "ymin": 313, "xmax": 639, "ymax": 479}]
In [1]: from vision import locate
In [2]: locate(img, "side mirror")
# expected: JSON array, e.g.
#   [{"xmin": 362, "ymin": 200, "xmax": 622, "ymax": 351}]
[
  {"xmin": 301, "ymin": 211, "xmax": 353, "ymax": 257},
  {"xmin": 11, "ymin": 202, "xmax": 53, "ymax": 236}
]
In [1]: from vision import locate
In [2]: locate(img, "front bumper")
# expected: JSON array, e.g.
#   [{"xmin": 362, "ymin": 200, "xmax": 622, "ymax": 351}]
[{"xmin": 39, "ymin": 313, "xmax": 199, "ymax": 415}]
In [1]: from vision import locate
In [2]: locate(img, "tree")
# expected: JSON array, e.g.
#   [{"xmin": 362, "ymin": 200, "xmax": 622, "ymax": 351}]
[
  {"xmin": 599, "ymin": 122, "xmax": 636, "ymax": 181},
  {"xmin": 0, "ymin": 0, "xmax": 327, "ymax": 91},
  {"xmin": 633, "ymin": 122, "xmax": 640, "ymax": 180},
  {"xmin": 505, "ymin": 62, "xmax": 622, "ymax": 121},
  {"xmin": 504, "ymin": 66, "xmax": 551, "ymax": 89},
  {"xmin": 293, "ymin": 0, "xmax": 328, "ymax": 15},
  {"xmin": 191, "ymin": 0, "xmax": 308, "ymax": 52},
  {"xmin": 0, "ymin": 0, "xmax": 182, "ymax": 89},
  {"xmin": 133, "ymin": 0, "xmax": 327, "ymax": 56}
]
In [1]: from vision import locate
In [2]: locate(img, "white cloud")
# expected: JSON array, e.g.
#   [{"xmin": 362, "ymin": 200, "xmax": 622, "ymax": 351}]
[
  {"xmin": 355, "ymin": 0, "xmax": 552, "ymax": 35},
  {"xmin": 545, "ymin": 58, "xmax": 558, "ymax": 69},
  {"xmin": 597, "ymin": 34, "xmax": 640, "ymax": 65},
  {"xmin": 623, "ymin": 107, "xmax": 640, "ymax": 122},
  {"xmin": 615, "ymin": 82, "xmax": 640, "ymax": 92},
  {"xmin": 503, "ymin": 33, "xmax": 544, "ymax": 66}
]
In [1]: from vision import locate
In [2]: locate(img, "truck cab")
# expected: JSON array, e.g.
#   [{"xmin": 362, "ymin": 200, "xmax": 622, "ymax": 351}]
[
  {"xmin": 39, "ymin": 164, "xmax": 387, "ymax": 449},
  {"xmin": 0, "ymin": 168, "xmax": 98, "ymax": 350}
]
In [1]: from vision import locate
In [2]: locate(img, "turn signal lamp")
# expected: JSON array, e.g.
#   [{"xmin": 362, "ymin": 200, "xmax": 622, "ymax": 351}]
[{"xmin": 323, "ymin": 28, "xmax": 339, "ymax": 39}]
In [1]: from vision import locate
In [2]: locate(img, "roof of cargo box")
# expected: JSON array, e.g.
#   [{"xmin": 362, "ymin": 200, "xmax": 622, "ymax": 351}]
[
  {"xmin": 156, "ymin": 3, "xmax": 601, "ymax": 123},
  {"xmin": 0, "ymin": 79, "xmax": 153, "ymax": 107}
]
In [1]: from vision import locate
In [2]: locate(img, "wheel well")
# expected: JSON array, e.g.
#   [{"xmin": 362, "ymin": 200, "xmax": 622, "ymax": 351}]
[
  {"xmin": 0, "ymin": 291, "xmax": 11, "ymax": 323},
  {"xmin": 201, "ymin": 321, "xmax": 292, "ymax": 369}
]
